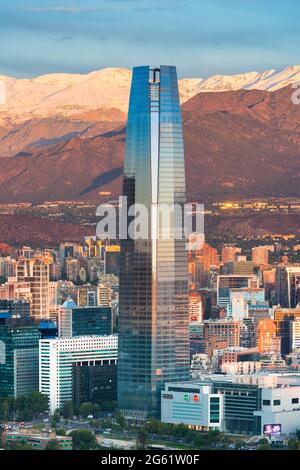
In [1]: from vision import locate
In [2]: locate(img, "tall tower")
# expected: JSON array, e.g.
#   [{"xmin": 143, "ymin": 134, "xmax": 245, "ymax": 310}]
[
  {"xmin": 118, "ymin": 66, "xmax": 190, "ymax": 416},
  {"xmin": 17, "ymin": 258, "xmax": 49, "ymax": 319}
]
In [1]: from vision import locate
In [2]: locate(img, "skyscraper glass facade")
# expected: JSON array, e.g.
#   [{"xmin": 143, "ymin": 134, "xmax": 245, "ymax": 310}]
[{"xmin": 118, "ymin": 65, "xmax": 189, "ymax": 415}]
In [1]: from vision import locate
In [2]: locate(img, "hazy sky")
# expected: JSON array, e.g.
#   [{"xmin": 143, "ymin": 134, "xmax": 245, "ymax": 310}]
[{"xmin": 1, "ymin": 0, "xmax": 300, "ymax": 78}]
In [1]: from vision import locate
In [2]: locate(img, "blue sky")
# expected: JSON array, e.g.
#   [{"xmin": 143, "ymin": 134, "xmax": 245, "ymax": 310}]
[{"xmin": 1, "ymin": 0, "xmax": 300, "ymax": 78}]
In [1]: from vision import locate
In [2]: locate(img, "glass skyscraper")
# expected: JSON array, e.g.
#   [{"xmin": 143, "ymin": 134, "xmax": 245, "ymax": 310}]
[{"xmin": 118, "ymin": 66, "xmax": 190, "ymax": 416}]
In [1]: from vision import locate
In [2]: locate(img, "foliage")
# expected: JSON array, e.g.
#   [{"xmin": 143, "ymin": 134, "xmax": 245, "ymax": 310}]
[
  {"xmin": 51, "ymin": 409, "xmax": 61, "ymax": 428},
  {"xmin": 258, "ymin": 438, "xmax": 271, "ymax": 450},
  {"xmin": 45, "ymin": 439, "xmax": 61, "ymax": 450},
  {"xmin": 62, "ymin": 401, "xmax": 74, "ymax": 420},
  {"xmin": 0, "ymin": 392, "xmax": 48, "ymax": 421},
  {"xmin": 143, "ymin": 418, "xmax": 224, "ymax": 449},
  {"xmin": 70, "ymin": 429, "xmax": 98, "ymax": 450},
  {"xmin": 56, "ymin": 428, "xmax": 66, "ymax": 436},
  {"xmin": 288, "ymin": 439, "xmax": 300, "ymax": 450},
  {"xmin": 79, "ymin": 402, "xmax": 100, "ymax": 419},
  {"xmin": 136, "ymin": 428, "xmax": 149, "ymax": 449}
]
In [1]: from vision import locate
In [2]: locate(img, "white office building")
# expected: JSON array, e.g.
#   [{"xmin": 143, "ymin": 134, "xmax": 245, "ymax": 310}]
[
  {"xmin": 161, "ymin": 374, "xmax": 300, "ymax": 437},
  {"xmin": 39, "ymin": 335, "xmax": 118, "ymax": 414},
  {"xmin": 161, "ymin": 382, "xmax": 223, "ymax": 430}
]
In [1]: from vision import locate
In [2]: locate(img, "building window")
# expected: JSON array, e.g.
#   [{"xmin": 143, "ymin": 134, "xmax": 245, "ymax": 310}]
[
  {"xmin": 292, "ymin": 398, "xmax": 299, "ymax": 404},
  {"xmin": 263, "ymin": 400, "xmax": 270, "ymax": 406},
  {"xmin": 273, "ymin": 400, "xmax": 281, "ymax": 406}
]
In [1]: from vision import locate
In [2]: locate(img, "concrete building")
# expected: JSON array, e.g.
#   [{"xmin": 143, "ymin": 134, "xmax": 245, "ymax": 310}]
[
  {"xmin": 17, "ymin": 258, "xmax": 50, "ymax": 319},
  {"xmin": 39, "ymin": 335, "xmax": 118, "ymax": 413},
  {"xmin": 2, "ymin": 431, "xmax": 72, "ymax": 450},
  {"xmin": 162, "ymin": 374, "xmax": 300, "ymax": 436},
  {"xmin": 290, "ymin": 318, "xmax": 300, "ymax": 351},
  {"xmin": 203, "ymin": 319, "xmax": 240, "ymax": 348},
  {"xmin": 161, "ymin": 381, "xmax": 223, "ymax": 430},
  {"xmin": 217, "ymin": 275, "xmax": 258, "ymax": 308},
  {"xmin": 0, "ymin": 319, "xmax": 41, "ymax": 397},
  {"xmin": 58, "ymin": 299, "xmax": 112, "ymax": 337}
]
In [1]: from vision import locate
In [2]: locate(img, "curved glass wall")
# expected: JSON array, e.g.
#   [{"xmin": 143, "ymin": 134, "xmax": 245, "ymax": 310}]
[{"xmin": 118, "ymin": 66, "xmax": 189, "ymax": 415}]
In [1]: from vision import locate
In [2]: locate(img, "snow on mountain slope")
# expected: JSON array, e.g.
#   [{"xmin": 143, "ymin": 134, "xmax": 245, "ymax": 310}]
[{"xmin": 0, "ymin": 65, "xmax": 299, "ymax": 125}]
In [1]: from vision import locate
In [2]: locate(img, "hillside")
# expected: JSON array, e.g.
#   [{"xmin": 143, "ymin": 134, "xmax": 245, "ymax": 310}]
[{"xmin": 0, "ymin": 86, "xmax": 299, "ymax": 203}]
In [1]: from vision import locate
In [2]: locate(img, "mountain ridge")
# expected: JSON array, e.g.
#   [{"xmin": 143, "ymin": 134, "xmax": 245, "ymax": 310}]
[
  {"xmin": 0, "ymin": 86, "xmax": 300, "ymax": 203},
  {"xmin": 1, "ymin": 65, "xmax": 300, "ymax": 127}
]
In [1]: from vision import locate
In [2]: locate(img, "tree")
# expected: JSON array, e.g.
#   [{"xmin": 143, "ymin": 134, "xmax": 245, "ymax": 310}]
[
  {"xmin": 56, "ymin": 428, "xmax": 66, "ymax": 436},
  {"xmin": 62, "ymin": 401, "xmax": 74, "ymax": 420},
  {"xmin": 234, "ymin": 440, "xmax": 244, "ymax": 450},
  {"xmin": 13, "ymin": 392, "xmax": 49, "ymax": 420},
  {"xmin": 45, "ymin": 439, "xmax": 61, "ymax": 450},
  {"xmin": 288, "ymin": 439, "xmax": 300, "ymax": 450},
  {"xmin": 136, "ymin": 428, "xmax": 149, "ymax": 450},
  {"xmin": 1, "ymin": 399, "xmax": 10, "ymax": 421},
  {"xmin": 70, "ymin": 429, "xmax": 98, "ymax": 450},
  {"xmin": 51, "ymin": 409, "xmax": 61, "ymax": 428},
  {"xmin": 79, "ymin": 402, "xmax": 100, "ymax": 419},
  {"xmin": 258, "ymin": 438, "xmax": 271, "ymax": 450},
  {"xmin": 116, "ymin": 411, "xmax": 126, "ymax": 430}
]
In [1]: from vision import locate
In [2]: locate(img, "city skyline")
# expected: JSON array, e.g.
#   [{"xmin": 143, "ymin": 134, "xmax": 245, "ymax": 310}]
[{"xmin": 2, "ymin": 1, "xmax": 300, "ymax": 455}]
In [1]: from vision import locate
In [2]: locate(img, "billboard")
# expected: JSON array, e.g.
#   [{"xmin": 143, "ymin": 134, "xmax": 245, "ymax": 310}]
[{"xmin": 263, "ymin": 424, "xmax": 282, "ymax": 436}]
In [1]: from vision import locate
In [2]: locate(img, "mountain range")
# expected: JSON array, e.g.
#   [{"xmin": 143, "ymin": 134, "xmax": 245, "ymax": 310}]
[
  {"xmin": 0, "ymin": 65, "xmax": 300, "ymax": 203},
  {"xmin": 1, "ymin": 65, "xmax": 300, "ymax": 127}
]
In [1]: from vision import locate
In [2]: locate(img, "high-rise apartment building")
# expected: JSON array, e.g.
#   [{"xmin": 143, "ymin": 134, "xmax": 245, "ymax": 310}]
[
  {"xmin": 252, "ymin": 246, "xmax": 270, "ymax": 266},
  {"xmin": 0, "ymin": 319, "xmax": 41, "ymax": 397},
  {"xmin": 17, "ymin": 259, "xmax": 49, "ymax": 319},
  {"xmin": 77, "ymin": 285, "xmax": 97, "ymax": 307},
  {"xmin": 118, "ymin": 66, "xmax": 189, "ymax": 415},
  {"xmin": 217, "ymin": 275, "xmax": 258, "ymax": 308},
  {"xmin": 257, "ymin": 319, "xmax": 281, "ymax": 355},
  {"xmin": 58, "ymin": 299, "xmax": 112, "ymax": 337},
  {"xmin": 203, "ymin": 320, "xmax": 240, "ymax": 349},
  {"xmin": 291, "ymin": 318, "xmax": 300, "ymax": 351},
  {"xmin": 189, "ymin": 291, "xmax": 203, "ymax": 322},
  {"xmin": 221, "ymin": 245, "xmax": 241, "ymax": 265},
  {"xmin": 276, "ymin": 265, "xmax": 300, "ymax": 308}
]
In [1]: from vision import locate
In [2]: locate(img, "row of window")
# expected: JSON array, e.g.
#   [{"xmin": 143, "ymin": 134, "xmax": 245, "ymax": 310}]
[{"xmin": 263, "ymin": 398, "xmax": 299, "ymax": 406}]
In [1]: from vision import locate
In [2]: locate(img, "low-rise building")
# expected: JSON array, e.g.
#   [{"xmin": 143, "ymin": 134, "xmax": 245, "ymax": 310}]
[
  {"xmin": 161, "ymin": 382, "xmax": 223, "ymax": 431},
  {"xmin": 2, "ymin": 431, "xmax": 72, "ymax": 450},
  {"xmin": 161, "ymin": 373, "xmax": 300, "ymax": 437}
]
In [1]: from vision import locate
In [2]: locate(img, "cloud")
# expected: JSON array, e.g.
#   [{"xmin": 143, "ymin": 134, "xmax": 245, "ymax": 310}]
[
  {"xmin": 96, "ymin": 35, "xmax": 109, "ymax": 41},
  {"xmin": 133, "ymin": 4, "xmax": 185, "ymax": 12},
  {"xmin": 54, "ymin": 36, "xmax": 74, "ymax": 42},
  {"xmin": 23, "ymin": 7, "xmax": 106, "ymax": 14}
]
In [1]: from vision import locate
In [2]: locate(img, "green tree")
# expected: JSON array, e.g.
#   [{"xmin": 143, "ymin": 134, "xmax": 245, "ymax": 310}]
[
  {"xmin": 116, "ymin": 411, "xmax": 126, "ymax": 429},
  {"xmin": 79, "ymin": 402, "xmax": 93, "ymax": 419},
  {"xmin": 288, "ymin": 439, "xmax": 300, "ymax": 450},
  {"xmin": 1, "ymin": 399, "xmax": 10, "ymax": 421},
  {"xmin": 70, "ymin": 429, "xmax": 98, "ymax": 450},
  {"xmin": 51, "ymin": 409, "xmax": 61, "ymax": 428},
  {"xmin": 46, "ymin": 439, "xmax": 61, "ymax": 450},
  {"xmin": 235, "ymin": 440, "xmax": 244, "ymax": 450},
  {"xmin": 136, "ymin": 428, "xmax": 149, "ymax": 450},
  {"xmin": 62, "ymin": 401, "xmax": 74, "ymax": 420},
  {"xmin": 56, "ymin": 428, "xmax": 66, "ymax": 436},
  {"xmin": 258, "ymin": 438, "xmax": 271, "ymax": 450}
]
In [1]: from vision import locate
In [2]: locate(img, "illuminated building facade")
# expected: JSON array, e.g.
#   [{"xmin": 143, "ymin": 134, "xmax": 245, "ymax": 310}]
[{"xmin": 118, "ymin": 66, "xmax": 189, "ymax": 415}]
